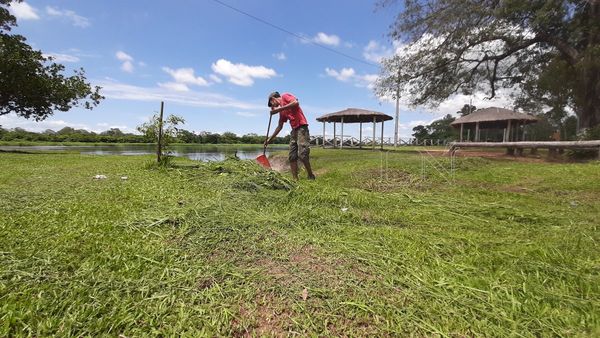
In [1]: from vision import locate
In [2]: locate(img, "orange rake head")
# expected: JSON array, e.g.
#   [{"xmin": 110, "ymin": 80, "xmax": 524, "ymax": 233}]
[{"xmin": 256, "ymin": 154, "xmax": 271, "ymax": 169}]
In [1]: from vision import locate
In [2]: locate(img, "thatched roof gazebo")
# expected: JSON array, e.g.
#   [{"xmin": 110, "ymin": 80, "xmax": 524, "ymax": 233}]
[
  {"xmin": 316, "ymin": 108, "xmax": 393, "ymax": 149},
  {"xmin": 450, "ymin": 107, "xmax": 538, "ymax": 142}
]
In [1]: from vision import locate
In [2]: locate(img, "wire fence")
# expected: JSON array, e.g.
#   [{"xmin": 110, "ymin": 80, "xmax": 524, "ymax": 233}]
[{"xmin": 310, "ymin": 136, "xmax": 451, "ymax": 147}]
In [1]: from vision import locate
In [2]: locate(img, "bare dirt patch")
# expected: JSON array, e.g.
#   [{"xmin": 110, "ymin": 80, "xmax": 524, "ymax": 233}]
[
  {"xmin": 353, "ymin": 168, "xmax": 424, "ymax": 192},
  {"xmin": 268, "ymin": 155, "xmax": 289, "ymax": 173},
  {"xmin": 256, "ymin": 244, "xmax": 337, "ymax": 285},
  {"xmin": 268, "ymin": 154, "xmax": 327, "ymax": 176},
  {"xmin": 232, "ymin": 293, "xmax": 293, "ymax": 338}
]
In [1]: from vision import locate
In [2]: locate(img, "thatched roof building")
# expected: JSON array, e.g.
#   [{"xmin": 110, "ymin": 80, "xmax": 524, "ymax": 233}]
[
  {"xmin": 450, "ymin": 107, "xmax": 538, "ymax": 142},
  {"xmin": 316, "ymin": 108, "xmax": 393, "ymax": 149},
  {"xmin": 316, "ymin": 108, "xmax": 393, "ymax": 123}
]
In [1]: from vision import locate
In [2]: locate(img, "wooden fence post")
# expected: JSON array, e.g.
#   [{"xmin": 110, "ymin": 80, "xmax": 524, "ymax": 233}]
[{"xmin": 157, "ymin": 101, "xmax": 164, "ymax": 163}]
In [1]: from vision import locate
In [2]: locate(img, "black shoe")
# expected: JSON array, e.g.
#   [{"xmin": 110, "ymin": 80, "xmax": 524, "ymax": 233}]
[{"xmin": 308, "ymin": 174, "xmax": 316, "ymax": 180}]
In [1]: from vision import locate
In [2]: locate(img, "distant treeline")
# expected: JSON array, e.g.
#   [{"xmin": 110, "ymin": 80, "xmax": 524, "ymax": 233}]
[{"xmin": 0, "ymin": 127, "xmax": 290, "ymax": 144}]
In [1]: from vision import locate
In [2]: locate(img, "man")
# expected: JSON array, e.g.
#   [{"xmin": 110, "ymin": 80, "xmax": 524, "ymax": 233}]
[{"xmin": 264, "ymin": 91, "xmax": 316, "ymax": 180}]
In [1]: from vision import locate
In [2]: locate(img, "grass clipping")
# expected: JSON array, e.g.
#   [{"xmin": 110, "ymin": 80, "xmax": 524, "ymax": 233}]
[{"xmin": 204, "ymin": 157, "xmax": 295, "ymax": 192}]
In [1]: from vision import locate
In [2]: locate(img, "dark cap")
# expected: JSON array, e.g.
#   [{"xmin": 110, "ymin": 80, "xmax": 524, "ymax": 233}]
[{"xmin": 267, "ymin": 91, "xmax": 280, "ymax": 107}]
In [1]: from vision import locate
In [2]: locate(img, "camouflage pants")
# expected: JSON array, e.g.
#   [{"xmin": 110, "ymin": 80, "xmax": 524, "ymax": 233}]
[{"xmin": 289, "ymin": 125, "xmax": 310, "ymax": 162}]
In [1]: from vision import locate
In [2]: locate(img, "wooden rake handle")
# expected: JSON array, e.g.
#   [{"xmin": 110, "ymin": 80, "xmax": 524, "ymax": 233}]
[{"xmin": 263, "ymin": 112, "xmax": 273, "ymax": 155}]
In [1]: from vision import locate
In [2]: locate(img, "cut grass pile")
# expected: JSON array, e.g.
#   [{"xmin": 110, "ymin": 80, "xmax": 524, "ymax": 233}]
[{"xmin": 0, "ymin": 149, "xmax": 599, "ymax": 336}]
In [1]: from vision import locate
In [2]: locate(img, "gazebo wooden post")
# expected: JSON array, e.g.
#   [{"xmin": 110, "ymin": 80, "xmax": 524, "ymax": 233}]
[
  {"xmin": 333, "ymin": 122, "xmax": 337, "ymax": 148},
  {"xmin": 460, "ymin": 123, "xmax": 464, "ymax": 142},
  {"xmin": 507, "ymin": 120, "xmax": 512, "ymax": 142},
  {"xmin": 359, "ymin": 122, "xmax": 363, "ymax": 149},
  {"xmin": 467, "ymin": 128, "xmax": 471, "ymax": 142},
  {"xmin": 475, "ymin": 122, "xmax": 480, "ymax": 142},
  {"xmin": 372, "ymin": 116, "xmax": 376, "ymax": 150},
  {"xmin": 322, "ymin": 121, "xmax": 326, "ymax": 148},
  {"xmin": 381, "ymin": 120, "xmax": 385, "ymax": 150},
  {"xmin": 341, "ymin": 117, "xmax": 344, "ymax": 149}
]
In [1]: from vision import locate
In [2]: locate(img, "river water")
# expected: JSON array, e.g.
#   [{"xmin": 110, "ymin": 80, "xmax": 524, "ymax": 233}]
[{"xmin": 0, "ymin": 144, "xmax": 288, "ymax": 161}]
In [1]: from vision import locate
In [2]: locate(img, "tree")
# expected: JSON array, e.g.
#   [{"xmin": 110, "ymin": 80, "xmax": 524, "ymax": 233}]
[
  {"xmin": 411, "ymin": 114, "xmax": 458, "ymax": 140},
  {"xmin": 220, "ymin": 132, "xmax": 239, "ymax": 144},
  {"xmin": 137, "ymin": 113, "xmax": 185, "ymax": 155},
  {"xmin": 199, "ymin": 131, "xmax": 220, "ymax": 144},
  {"xmin": 412, "ymin": 125, "xmax": 430, "ymax": 139},
  {"xmin": 428, "ymin": 114, "xmax": 457, "ymax": 140},
  {"xmin": 176, "ymin": 129, "xmax": 199, "ymax": 143},
  {"xmin": 456, "ymin": 104, "xmax": 477, "ymax": 117},
  {"xmin": 100, "ymin": 128, "xmax": 124, "ymax": 137},
  {"xmin": 0, "ymin": 0, "xmax": 103, "ymax": 120},
  {"xmin": 375, "ymin": 0, "xmax": 600, "ymax": 130},
  {"xmin": 56, "ymin": 127, "xmax": 76, "ymax": 135}
]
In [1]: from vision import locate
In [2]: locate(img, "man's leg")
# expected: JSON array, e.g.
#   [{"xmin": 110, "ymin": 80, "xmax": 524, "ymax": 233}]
[
  {"xmin": 290, "ymin": 160, "xmax": 299, "ymax": 180},
  {"xmin": 301, "ymin": 158, "xmax": 314, "ymax": 179},
  {"xmin": 298, "ymin": 126, "xmax": 315, "ymax": 179},
  {"xmin": 289, "ymin": 128, "xmax": 299, "ymax": 180}
]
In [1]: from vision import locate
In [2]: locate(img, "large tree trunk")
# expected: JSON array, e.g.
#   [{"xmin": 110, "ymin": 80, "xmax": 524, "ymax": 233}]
[
  {"xmin": 576, "ymin": 0, "xmax": 600, "ymax": 131},
  {"xmin": 577, "ymin": 62, "xmax": 600, "ymax": 130}
]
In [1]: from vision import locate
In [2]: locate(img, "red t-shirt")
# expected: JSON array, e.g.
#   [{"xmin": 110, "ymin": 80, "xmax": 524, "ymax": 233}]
[{"xmin": 278, "ymin": 93, "xmax": 308, "ymax": 129}]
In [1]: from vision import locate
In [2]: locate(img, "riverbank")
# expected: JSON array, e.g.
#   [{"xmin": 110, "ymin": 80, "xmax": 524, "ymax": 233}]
[
  {"xmin": 1, "ymin": 149, "xmax": 598, "ymax": 336},
  {"xmin": 0, "ymin": 140, "xmax": 286, "ymax": 147}
]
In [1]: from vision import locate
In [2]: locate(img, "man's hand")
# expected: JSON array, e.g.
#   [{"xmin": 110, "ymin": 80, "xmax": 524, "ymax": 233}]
[{"xmin": 263, "ymin": 138, "xmax": 270, "ymax": 148}]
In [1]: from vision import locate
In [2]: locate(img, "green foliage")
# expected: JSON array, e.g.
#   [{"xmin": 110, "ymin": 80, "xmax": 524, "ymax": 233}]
[
  {"xmin": 411, "ymin": 125, "xmax": 429, "ymax": 139},
  {"xmin": 376, "ymin": 0, "xmax": 600, "ymax": 129},
  {"xmin": 0, "ymin": 126, "xmax": 146, "ymax": 143},
  {"xmin": 136, "ymin": 113, "xmax": 185, "ymax": 156},
  {"xmin": 0, "ymin": 126, "xmax": 291, "ymax": 145},
  {"xmin": 525, "ymin": 111, "xmax": 579, "ymax": 141},
  {"xmin": 0, "ymin": 1, "xmax": 103, "ymax": 120},
  {"xmin": 456, "ymin": 104, "xmax": 476, "ymax": 117},
  {"xmin": 176, "ymin": 129, "xmax": 200, "ymax": 143},
  {"xmin": 411, "ymin": 113, "xmax": 457, "ymax": 140}
]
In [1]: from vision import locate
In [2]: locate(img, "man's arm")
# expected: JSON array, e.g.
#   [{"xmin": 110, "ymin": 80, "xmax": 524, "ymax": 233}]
[
  {"xmin": 270, "ymin": 99, "xmax": 299, "ymax": 114},
  {"xmin": 265, "ymin": 120, "xmax": 284, "ymax": 146}
]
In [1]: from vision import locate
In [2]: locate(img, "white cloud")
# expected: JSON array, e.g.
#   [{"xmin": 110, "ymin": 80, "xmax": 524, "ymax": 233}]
[
  {"xmin": 43, "ymin": 53, "xmax": 80, "ymax": 63},
  {"xmin": 121, "ymin": 61, "xmax": 134, "ymax": 73},
  {"xmin": 162, "ymin": 67, "xmax": 208, "ymax": 86},
  {"xmin": 45, "ymin": 6, "xmax": 90, "ymax": 28},
  {"xmin": 209, "ymin": 74, "xmax": 223, "ymax": 83},
  {"xmin": 312, "ymin": 32, "xmax": 340, "ymax": 47},
  {"xmin": 435, "ymin": 92, "xmax": 513, "ymax": 116},
  {"xmin": 211, "ymin": 59, "xmax": 277, "ymax": 86},
  {"xmin": 115, "ymin": 51, "xmax": 135, "ymax": 73},
  {"xmin": 97, "ymin": 79, "xmax": 265, "ymax": 110},
  {"xmin": 273, "ymin": 52, "xmax": 286, "ymax": 60},
  {"xmin": 236, "ymin": 112, "xmax": 257, "ymax": 118},
  {"xmin": 325, "ymin": 67, "xmax": 355, "ymax": 82},
  {"xmin": 116, "ymin": 51, "xmax": 133, "ymax": 62},
  {"xmin": 10, "ymin": 2, "xmax": 39, "ymax": 20},
  {"xmin": 363, "ymin": 40, "xmax": 393, "ymax": 63},
  {"xmin": 325, "ymin": 67, "xmax": 377, "ymax": 89},
  {"xmin": 158, "ymin": 82, "xmax": 189, "ymax": 92}
]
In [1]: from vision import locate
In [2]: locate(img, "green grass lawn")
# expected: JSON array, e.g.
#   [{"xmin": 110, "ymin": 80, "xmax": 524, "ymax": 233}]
[{"xmin": 1, "ymin": 149, "xmax": 598, "ymax": 336}]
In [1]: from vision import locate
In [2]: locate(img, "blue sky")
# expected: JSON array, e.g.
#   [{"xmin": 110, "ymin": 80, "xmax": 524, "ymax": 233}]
[{"xmin": 2, "ymin": 0, "xmax": 509, "ymax": 138}]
